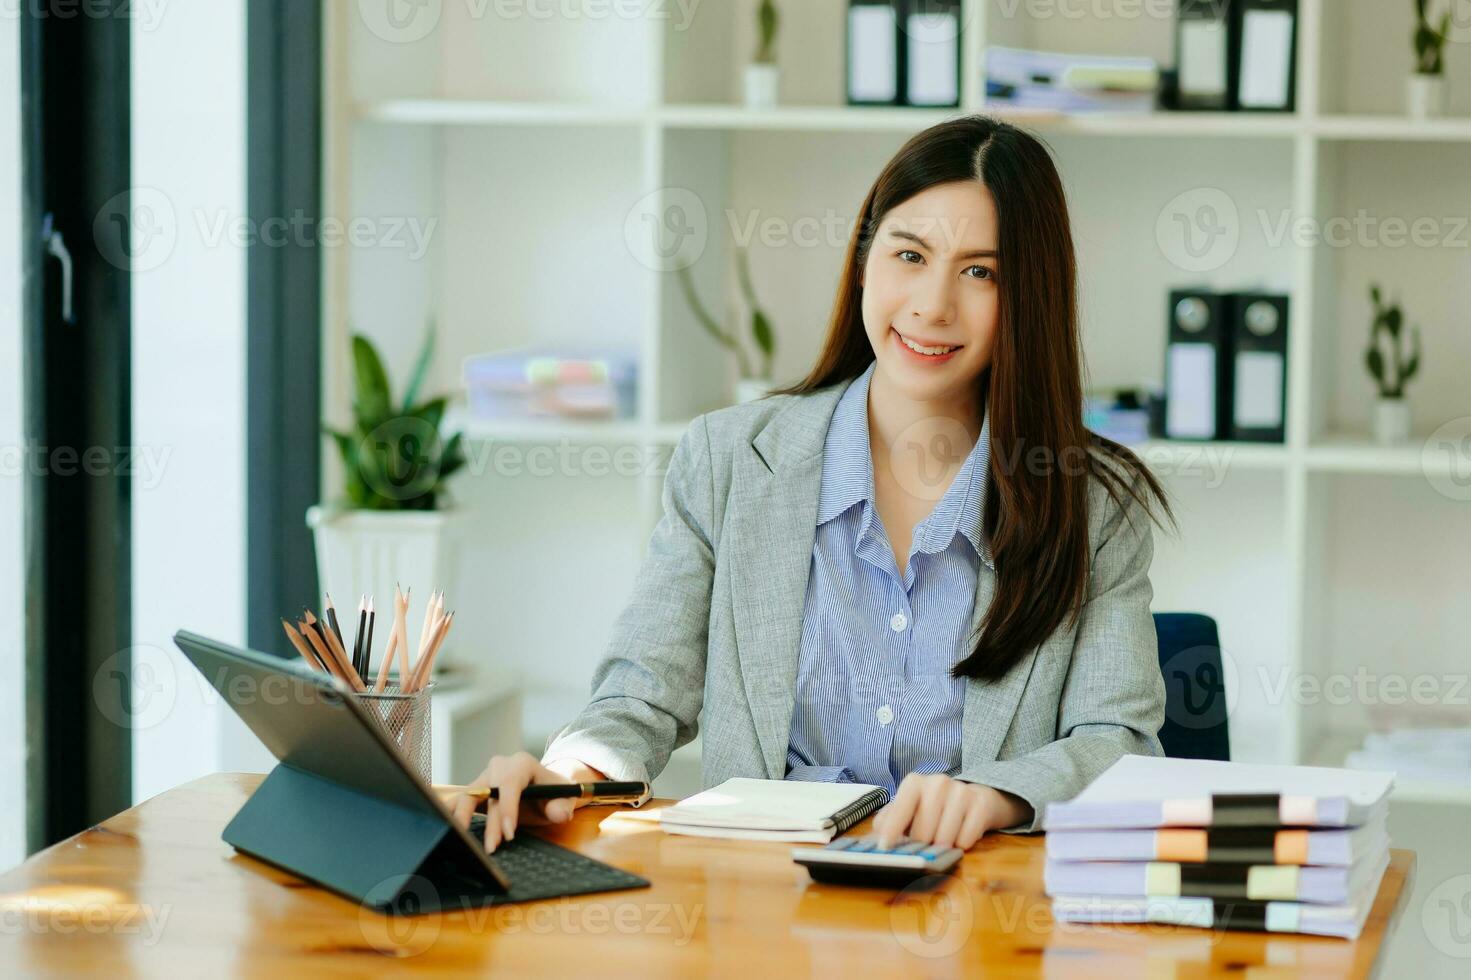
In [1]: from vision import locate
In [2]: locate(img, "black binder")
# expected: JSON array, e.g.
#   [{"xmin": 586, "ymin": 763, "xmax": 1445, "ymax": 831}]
[
  {"xmin": 1227, "ymin": 292, "xmax": 1289, "ymax": 442},
  {"xmin": 1233, "ymin": 0, "xmax": 1297, "ymax": 112},
  {"xmin": 1173, "ymin": 0, "xmax": 1233, "ymax": 110},
  {"xmin": 847, "ymin": 0, "xmax": 900, "ymax": 106},
  {"xmin": 1162, "ymin": 288, "xmax": 1233, "ymax": 441},
  {"xmin": 172, "ymin": 631, "xmax": 649, "ymax": 914},
  {"xmin": 902, "ymin": 0, "xmax": 962, "ymax": 108}
]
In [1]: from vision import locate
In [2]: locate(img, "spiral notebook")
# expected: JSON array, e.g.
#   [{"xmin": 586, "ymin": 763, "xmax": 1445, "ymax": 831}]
[{"xmin": 656, "ymin": 778, "xmax": 888, "ymax": 843}]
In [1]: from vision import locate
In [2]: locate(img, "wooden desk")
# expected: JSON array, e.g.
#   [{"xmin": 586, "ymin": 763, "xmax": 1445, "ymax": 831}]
[{"xmin": 0, "ymin": 773, "xmax": 1414, "ymax": 978}]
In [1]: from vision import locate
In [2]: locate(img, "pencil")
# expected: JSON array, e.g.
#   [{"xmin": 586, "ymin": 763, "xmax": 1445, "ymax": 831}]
[
  {"xmin": 298, "ymin": 619, "xmax": 346, "ymax": 684},
  {"xmin": 416, "ymin": 589, "xmax": 440, "ymax": 662},
  {"xmin": 397, "ymin": 587, "xmax": 414, "ymax": 688},
  {"xmin": 324, "ymin": 593, "xmax": 345, "ymax": 651},
  {"xmin": 409, "ymin": 610, "xmax": 452, "ymax": 693},
  {"xmin": 303, "ymin": 612, "xmax": 366, "ymax": 691},
  {"xmin": 374, "ymin": 585, "xmax": 406, "ymax": 693},
  {"xmin": 352, "ymin": 596, "xmax": 367, "ymax": 679},
  {"xmin": 319, "ymin": 611, "xmax": 356, "ymax": 682},
  {"xmin": 408, "ymin": 605, "xmax": 443, "ymax": 692},
  {"xmin": 431, "ymin": 781, "xmax": 648, "ymax": 803},
  {"xmin": 373, "ymin": 591, "xmax": 403, "ymax": 691},
  {"xmin": 303, "ymin": 608, "xmax": 328, "ymax": 647},
  {"xmin": 281, "ymin": 618, "xmax": 324, "ymax": 672},
  {"xmin": 363, "ymin": 597, "xmax": 376, "ymax": 680}
]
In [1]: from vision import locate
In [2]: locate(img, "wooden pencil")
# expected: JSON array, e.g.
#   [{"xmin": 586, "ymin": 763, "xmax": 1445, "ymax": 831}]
[
  {"xmin": 423, "ymin": 594, "xmax": 445, "ymax": 661},
  {"xmin": 281, "ymin": 618, "xmax": 324, "ymax": 672},
  {"xmin": 298, "ymin": 620, "xmax": 346, "ymax": 684},
  {"xmin": 304, "ymin": 612, "xmax": 366, "ymax": 691},
  {"xmin": 409, "ymin": 610, "xmax": 452, "ymax": 693},
  {"xmin": 396, "ymin": 587, "xmax": 414, "ymax": 688},
  {"xmin": 373, "ymin": 586, "xmax": 407, "ymax": 693},
  {"xmin": 318, "ymin": 611, "xmax": 355, "ymax": 678}
]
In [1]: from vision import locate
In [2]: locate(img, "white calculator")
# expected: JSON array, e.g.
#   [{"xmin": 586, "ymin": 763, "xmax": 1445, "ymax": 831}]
[{"xmin": 792, "ymin": 835, "xmax": 964, "ymax": 887}]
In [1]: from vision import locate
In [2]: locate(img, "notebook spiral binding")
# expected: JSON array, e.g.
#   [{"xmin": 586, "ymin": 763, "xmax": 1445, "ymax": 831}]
[{"xmin": 830, "ymin": 788, "xmax": 888, "ymax": 833}]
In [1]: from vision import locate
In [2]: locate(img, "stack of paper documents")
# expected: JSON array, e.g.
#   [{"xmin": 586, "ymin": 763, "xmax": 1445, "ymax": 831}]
[
  {"xmin": 1043, "ymin": 756, "xmax": 1394, "ymax": 939},
  {"xmin": 985, "ymin": 46, "xmax": 1159, "ymax": 114}
]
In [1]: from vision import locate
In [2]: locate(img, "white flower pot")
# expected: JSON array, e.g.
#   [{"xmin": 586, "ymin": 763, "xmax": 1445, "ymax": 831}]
[
  {"xmin": 1406, "ymin": 74, "xmax": 1445, "ymax": 119},
  {"xmin": 1372, "ymin": 397, "xmax": 1412, "ymax": 445},
  {"xmin": 306, "ymin": 505, "xmax": 463, "ymax": 673},
  {"xmin": 743, "ymin": 63, "xmax": 779, "ymax": 108},
  {"xmin": 736, "ymin": 377, "xmax": 774, "ymax": 404}
]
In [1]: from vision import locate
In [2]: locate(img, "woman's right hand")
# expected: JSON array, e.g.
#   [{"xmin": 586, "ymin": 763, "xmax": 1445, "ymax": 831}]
[{"xmin": 449, "ymin": 752, "xmax": 604, "ymax": 853}]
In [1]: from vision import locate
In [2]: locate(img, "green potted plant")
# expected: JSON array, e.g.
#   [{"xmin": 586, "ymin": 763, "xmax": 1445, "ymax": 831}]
[
  {"xmin": 307, "ymin": 328, "xmax": 468, "ymax": 667},
  {"xmin": 676, "ymin": 246, "xmax": 777, "ymax": 403},
  {"xmin": 1364, "ymin": 284, "xmax": 1422, "ymax": 444},
  {"xmin": 1408, "ymin": 0, "xmax": 1453, "ymax": 118},
  {"xmin": 744, "ymin": 0, "xmax": 780, "ymax": 108}
]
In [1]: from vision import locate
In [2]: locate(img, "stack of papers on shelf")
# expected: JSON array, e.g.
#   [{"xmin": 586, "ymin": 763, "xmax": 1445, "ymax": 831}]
[
  {"xmin": 462, "ymin": 348, "xmax": 638, "ymax": 421},
  {"xmin": 985, "ymin": 46, "xmax": 1159, "ymax": 114},
  {"xmin": 1043, "ymin": 756, "xmax": 1394, "ymax": 939}
]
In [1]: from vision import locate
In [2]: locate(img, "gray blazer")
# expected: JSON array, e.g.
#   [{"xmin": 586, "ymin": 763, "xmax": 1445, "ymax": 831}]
[{"xmin": 543, "ymin": 378, "xmax": 1165, "ymax": 832}]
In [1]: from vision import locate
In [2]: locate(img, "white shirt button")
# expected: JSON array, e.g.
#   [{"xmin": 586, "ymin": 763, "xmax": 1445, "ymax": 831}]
[
  {"xmin": 889, "ymin": 612, "xmax": 907, "ymax": 632},
  {"xmin": 876, "ymin": 704, "xmax": 894, "ymax": 726}
]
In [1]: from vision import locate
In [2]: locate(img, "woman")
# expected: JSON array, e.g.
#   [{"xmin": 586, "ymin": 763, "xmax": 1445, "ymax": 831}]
[{"xmin": 454, "ymin": 115, "xmax": 1172, "ymax": 854}]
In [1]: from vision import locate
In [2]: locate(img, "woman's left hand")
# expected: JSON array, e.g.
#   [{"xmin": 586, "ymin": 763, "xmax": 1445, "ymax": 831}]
[{"xmin": 872, "ymin": 773, "xmax": 1032, "ymax": 850}]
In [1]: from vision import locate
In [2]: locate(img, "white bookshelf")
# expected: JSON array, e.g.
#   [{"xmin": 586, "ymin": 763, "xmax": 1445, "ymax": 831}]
[{"xmin": 322, "ymin": 0, "xmax": 1471, "ymax": 803}]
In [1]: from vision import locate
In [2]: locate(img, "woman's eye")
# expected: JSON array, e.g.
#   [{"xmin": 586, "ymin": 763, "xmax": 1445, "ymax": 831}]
[
  {"xmin": 965, "ymin": 265, "xmax": 994, "ymax": 280},
  {"xmin": 897, "ymin": 249, "xmax": 923, "ymax": 264}
]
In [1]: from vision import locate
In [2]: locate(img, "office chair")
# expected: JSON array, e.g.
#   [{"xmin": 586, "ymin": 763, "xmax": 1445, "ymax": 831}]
[{"xmin": 1153, "ymin": 612, "xmax": 1231, "ymax": 761}]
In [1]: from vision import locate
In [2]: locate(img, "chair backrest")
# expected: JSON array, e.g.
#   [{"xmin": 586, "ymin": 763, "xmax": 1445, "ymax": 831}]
[{"xmin": 1153, "ymin": 612, "xmax": 1231, "ymax": 761}]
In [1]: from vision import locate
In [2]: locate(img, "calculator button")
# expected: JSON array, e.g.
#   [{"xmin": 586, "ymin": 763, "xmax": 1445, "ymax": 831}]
[
  {"xmin": 848, "ymin": 840, "xmax": 876, "ymax": 852},
  {"xmin": 894, "ymin": 842, "xmax": 927, "ymax": 854},
  {"xmin": 826, "ymin": 838, "xmax": 856, "ymax": 850},
  {"xmin": 919, "ymin": 846, "xmax": 947, "ymax": 858}
]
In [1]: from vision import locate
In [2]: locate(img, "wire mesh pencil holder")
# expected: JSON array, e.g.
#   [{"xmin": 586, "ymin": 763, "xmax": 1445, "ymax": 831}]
[{"xmin": 353, "ymin": 683, "xmax": 434, "ymax": 784}]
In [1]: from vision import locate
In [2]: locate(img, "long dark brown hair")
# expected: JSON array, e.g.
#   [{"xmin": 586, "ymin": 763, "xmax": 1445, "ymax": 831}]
[{"xmin": 780, "ymin": 115, "xmax": 1172, "ymax": 682}]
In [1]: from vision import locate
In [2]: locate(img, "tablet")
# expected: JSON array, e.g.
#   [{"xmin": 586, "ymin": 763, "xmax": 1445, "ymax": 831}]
[{"xmin": 172, "ymin": 629, "xmax": 649, "ymax": 912}]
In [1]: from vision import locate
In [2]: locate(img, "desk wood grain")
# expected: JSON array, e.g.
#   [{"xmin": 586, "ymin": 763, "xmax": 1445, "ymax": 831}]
[{"xmin": 0, "ymin": 773, "xmax": 1414, "ymax": 978}]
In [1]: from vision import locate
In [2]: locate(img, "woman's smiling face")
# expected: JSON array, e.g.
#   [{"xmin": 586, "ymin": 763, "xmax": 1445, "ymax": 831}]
[{"xmin": 859, "ymin": 180, "xmax": 1001, "ymax": 406}]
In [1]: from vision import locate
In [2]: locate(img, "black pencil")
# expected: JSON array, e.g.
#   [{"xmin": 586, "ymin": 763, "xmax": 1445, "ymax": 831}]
[
  {"xmin": 363, "ymin": 597, "xmax": 376, "ymax": 679},
  {"xmin": 352, "ymin": 596, "xmax": 367, "ymax": 679},
  {"xmin": 324, "ymin": 593, "xmax": 345, "ymax": 652}
]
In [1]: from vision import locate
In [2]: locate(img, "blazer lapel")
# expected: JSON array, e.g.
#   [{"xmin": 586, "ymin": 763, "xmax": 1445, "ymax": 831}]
[
  {"xmin": 961, "ymin": 560, "xmax": 1043, "ymax": 768},
  {"xmin": 728, "ymin": 383, "xmax": 847, "ymax": 779}
]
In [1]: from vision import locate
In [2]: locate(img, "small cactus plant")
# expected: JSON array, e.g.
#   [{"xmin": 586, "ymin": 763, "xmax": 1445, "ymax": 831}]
[
  {"xmin": 755, "ymin": 0, "xmax": 779, "ymax": 65},
  {"xmin": 1413, "ymin": 0, "xmax": 1452, "ymax": 75},
  {"xmin": 1364, "ymin": 284, "xmax": 1421, "ymax": 399}
]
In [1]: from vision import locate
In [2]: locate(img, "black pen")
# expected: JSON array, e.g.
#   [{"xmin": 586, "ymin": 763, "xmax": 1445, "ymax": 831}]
[{"xmin": 433, "ymin": 781, "xmax": 649, "ymax": 805}]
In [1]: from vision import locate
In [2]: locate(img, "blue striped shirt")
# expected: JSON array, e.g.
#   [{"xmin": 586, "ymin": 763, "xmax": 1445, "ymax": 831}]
[{"xmin": 784, "ymin": 363, "xmax": 994, "ymax": 800}]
